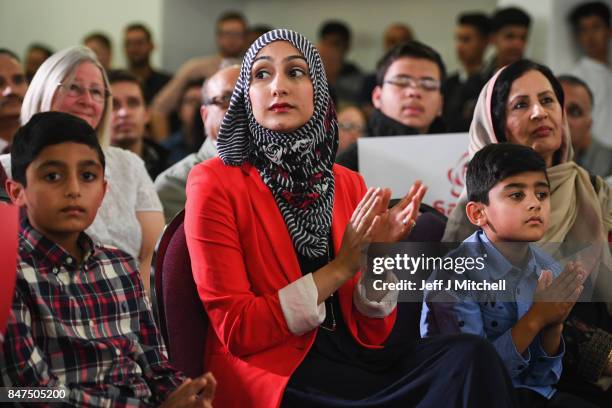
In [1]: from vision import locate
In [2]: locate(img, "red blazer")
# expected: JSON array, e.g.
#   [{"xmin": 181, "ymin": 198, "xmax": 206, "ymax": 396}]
[{"xmin": 185, "ymin": 158, "xmax": 396, "ymax": 408}]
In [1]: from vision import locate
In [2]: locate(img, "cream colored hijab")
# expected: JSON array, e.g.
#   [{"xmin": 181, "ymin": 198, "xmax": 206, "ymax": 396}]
[{"xmin": 443, "ymin": 68, "xmax": 612, "ymax": 297}]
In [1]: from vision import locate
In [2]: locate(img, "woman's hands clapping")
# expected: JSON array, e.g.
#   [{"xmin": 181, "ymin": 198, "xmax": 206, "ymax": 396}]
[
  {"xmin": 371, "ymin": 181, "xmax": 427, "ymax": 243},
  {"xmin": 335, "ymin": 182, "xmax": 428, "ymax": 280}
]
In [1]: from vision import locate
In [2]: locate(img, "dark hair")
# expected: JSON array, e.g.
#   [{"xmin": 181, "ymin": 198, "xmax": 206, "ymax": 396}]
[
  {"xmin": 490, "ymin": 7, "xmax": 531, "ymax": 32},
  {"xmin": 375, "ymin": 41, "xmax": 447, "ymax": 87},
  {"xmin": 319, "ymin": 20, "xmax": 351, "ymax": 45},
  {"xmin": 83, "ymin": 32, "xmax": 112, "ymax": 50},
  {"xmin": 26, "ymin": 43, "xmax": 54, "ymax": 59},
  {"xmin": 107, "ymin": 69, "xmax": 146, "ymax": 102},
  {"xmin": 216, "ymin": 11, "xmax": 248, "ymax": 31},
  {"xmin": 458, "ymin": 12, "xmax": 491, "ymax": 37},
  {"xmin": 569, "ymin": 1, "xmax": 611, "ymax": 30},
  {"xmin": 11, "ymin": 112, "xmax": 105, "ymax": 186},
  {"xmin": 249, "ymin": 24, "xmax": 274, "ymax": 37},
  {"xmin": 557, "ymin": 74, "xmax": 594, "ymax": 106},
  {"xmin": 490, "ymin": 59, "xmax": 564, "ymax": 143},
  {"xmin": 125, "ymin": 23, "xmax": 152, "ymax": 42},
  {"xmin": 467, "ymin": 143, "xmax": 547, "ymax": 204},
  {"xmin": 0, "ymin": 48, "xmax": 20, "ymax": 62}
]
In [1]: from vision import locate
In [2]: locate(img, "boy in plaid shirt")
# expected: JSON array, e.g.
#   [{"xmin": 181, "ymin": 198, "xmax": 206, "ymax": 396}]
[{"xmin": 1, "ymin": 112, "xmax": 215, "ymax": 407}]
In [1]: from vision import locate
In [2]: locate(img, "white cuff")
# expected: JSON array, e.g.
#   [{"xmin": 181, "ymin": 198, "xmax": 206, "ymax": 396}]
[
  {"xmin": 353, "ymin": 273, "xmax": 399, "ymax": 318},
  {"xmin": 278, "ymin": 273, "xmax": 326, "ymax": 335}
]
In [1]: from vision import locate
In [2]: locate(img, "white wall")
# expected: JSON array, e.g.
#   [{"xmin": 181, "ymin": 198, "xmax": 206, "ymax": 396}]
[
  {"xmin": 0, "ymin": 0, "xmax": 163, "ymax": 69},
  {"xmin": 243, "ymin": 0, "xmax": 497, "ymax": 73}
]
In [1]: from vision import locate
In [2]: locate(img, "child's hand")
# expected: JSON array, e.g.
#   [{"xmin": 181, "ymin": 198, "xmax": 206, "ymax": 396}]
[{"xmin": 530, "ymin": 262, "xmax": 585, "ymax": 327}]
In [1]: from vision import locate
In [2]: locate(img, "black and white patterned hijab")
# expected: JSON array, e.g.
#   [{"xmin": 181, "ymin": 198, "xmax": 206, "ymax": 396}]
[{"xmin": 217, "ymin": 29, "xmax": 338, "ymax": 258}]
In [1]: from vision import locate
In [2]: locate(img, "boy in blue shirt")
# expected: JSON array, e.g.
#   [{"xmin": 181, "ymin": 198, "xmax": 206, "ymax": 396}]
[{"xmin": 421, "ymin": 143, "xmax": 594, "ymax": 407}]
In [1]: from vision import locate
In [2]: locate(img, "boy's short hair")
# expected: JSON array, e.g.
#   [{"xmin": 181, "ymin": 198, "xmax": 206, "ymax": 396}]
[
  {"xmin": 467, "ymin": 143, "xmax": 547, "ymax": 205},
  {"xmin": 568, "ymin": 1, "xmax": 611, "ymax": 30},
  {"xmin": 11, "ymin": 112, "xmax": 105, "ymax": 186},
  {"xmin": 490, "ymin": 7, "xmax": 531, "ymax": 33},
  {"xmin": 458, "ymin": 13, "xmax": 492, "ymax": 37},
  {"xmin": 375, "ymin": 41, "xmax": 447, "ymax": 86}
]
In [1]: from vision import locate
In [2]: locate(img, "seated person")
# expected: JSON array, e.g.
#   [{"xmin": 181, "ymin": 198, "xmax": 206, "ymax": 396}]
[
  {"xmin": 421, "ymin": 143, "xmax": 596, "ymax": 407},
  {"xmin": 1, "ymin": 111, "xmax": 215, "ymax": 407},
  {"xmin": 336, "ymin": 41, "xmax": 446, "ymax": 171},
  {"xmin": 109, "ymin": 70, "xmax": 170, "ymax": 179},
  {"xmin": 558, "ymin": 75, "xmax": 612, "ymax": 179}
]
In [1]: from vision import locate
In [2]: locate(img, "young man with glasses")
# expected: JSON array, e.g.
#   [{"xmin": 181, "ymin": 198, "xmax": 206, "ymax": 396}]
[
  {"xmin": 337, "ymin": 41, "xmax": 447, "ymax": 171},
  {"xmin": 154, "ymin": 65, "xmax": 240, "ymax": 222}
]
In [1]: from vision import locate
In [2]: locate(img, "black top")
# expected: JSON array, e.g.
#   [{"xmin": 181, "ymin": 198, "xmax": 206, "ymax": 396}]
[
  {"xmin": 142, "ymin": 70, "xmax": 172, "ymax": 104},
  {"xmin": 442, "ymin": 71, "xmax": 487, "ymax": 132}
]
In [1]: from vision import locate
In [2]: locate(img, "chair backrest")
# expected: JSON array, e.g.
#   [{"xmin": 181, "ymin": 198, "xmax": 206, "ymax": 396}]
[
  {"xmin": 386, "ymin": 204, "xmax": 449, "ymax": 345},
  {"xmin": 152, "ymin": 209, "xmax": 208, "ymax": 378}
]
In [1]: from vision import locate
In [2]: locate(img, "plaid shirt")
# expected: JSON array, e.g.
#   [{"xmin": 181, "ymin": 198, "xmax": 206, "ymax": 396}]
[{"xmin": 0, "ymin": 220, "xmax": 185, "ymax": 407}]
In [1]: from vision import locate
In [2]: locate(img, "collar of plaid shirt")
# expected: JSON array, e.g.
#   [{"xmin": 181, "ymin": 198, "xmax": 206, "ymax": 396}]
[{"xmin": 0, "ymin": 218, "xmax": 185, "ymax": 406}]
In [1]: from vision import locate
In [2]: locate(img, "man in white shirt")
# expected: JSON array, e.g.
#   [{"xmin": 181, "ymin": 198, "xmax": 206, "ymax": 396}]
[{"xmin": 569, "ymin": 1, "xmax": 612, "ymax": 148}]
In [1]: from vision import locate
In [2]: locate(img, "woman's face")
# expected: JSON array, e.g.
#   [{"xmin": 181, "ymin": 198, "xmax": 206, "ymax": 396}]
[
  {"xmin": 504, "ymin": 70, "xmax": 563, "ymax": 167},
  {"xmin": 249, "ymin": 40, "xmax": 314, "ymax": 132},
  {"xmin": 51, "ymin": 61, "xmax": 106, "ymax": 129}
]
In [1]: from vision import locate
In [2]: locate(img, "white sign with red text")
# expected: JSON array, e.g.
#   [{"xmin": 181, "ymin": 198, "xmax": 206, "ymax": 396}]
[{"xmin": 358, "ymin": 133, "xmax": 469, "ymax": 217}]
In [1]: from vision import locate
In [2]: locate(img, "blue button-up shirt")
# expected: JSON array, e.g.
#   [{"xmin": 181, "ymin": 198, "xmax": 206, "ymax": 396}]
[{"xmin": 420, "ymin": 230, "xmax": 564, "ymax": 399}]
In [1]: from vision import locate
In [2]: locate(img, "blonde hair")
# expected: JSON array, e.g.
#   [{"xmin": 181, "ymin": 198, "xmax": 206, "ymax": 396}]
[{"xmin": 20, "ymin": 46, "xmax": 112, "ymax": 146}]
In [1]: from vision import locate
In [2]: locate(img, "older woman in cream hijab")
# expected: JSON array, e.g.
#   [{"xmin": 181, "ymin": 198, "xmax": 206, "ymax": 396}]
[{"xmin": 444, "ymin": 59, "xmax": 612, "ymax": 397}]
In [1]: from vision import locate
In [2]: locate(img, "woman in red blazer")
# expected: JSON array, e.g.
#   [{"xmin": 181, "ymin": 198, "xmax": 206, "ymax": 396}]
[{"xmin": 185, "ymin": 29, "xmax": 515, "ymax": 408}]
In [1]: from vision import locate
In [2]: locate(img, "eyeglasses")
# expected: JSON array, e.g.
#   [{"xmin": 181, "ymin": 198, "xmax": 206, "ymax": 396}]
[
  {"xmin": 338, "ymin": 122, "xmax": 364, "ymax": 132},
  {"xmin": 384, "ymin": 76, "xmax": 441, "ymax": 92},
  {"xmin": 57, "ymin": 82, "xmax": 110, "ymax": 103},
  {"xmin": 203, "ymin": 94, "xmax": 232, "ymax": 109}
]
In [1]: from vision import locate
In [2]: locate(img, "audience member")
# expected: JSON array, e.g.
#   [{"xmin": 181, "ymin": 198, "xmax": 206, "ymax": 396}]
[
  {"xmin": 443, "ymin": 60, "xmax": 612, "ymax": 406},
  {"xmin": 337, "ymin": 105, "xmax": 366, "ymax": 155},
  {"xmin": 151, "ymin": 11, "xmax": 247, "ymax": 117},
  {"xmin": 23, "ymin": 43, "xmax": 53, "ymax": 82},
  {"xmin": 444, "ymin": 12, "xmax": 491, "ymax": 132},
  {"xmin": 109, "ymin": 70, "xmax": 169, "ymax": 179},
  {"xmin": 83, "ymin": 32, "xmax": 113, "ymax": 71},
  {"xmin": 338, "ymin": 41, "xmax": 446, "ymax": 171},
  {"xmin": 423, "ymin": 143, "xmax": 596, "ymax": 407},
  {"xmin": 160, "ymin": 78, "xmax": 204, "ymax": 164},
  {"xmin": 1, "ymin": 111, "xmax": 217, "ymax": 407},
  {"xmin": 184, "ymin": 28, "xmax": 515, "ymax": 408},
  {"xmin": 155, "ymin": 65, "xmax": 239, "ymax": 222},
  {"xmin": 484, "ymin": 7, "xmax": 531, "ymax": 78},
  {"xmin": 124, "ymin": 23, "xmax": 172, "ymax": 104},
  {"xmin": 569, "ymin": 1, "xmax": 612, "ymax": 149},
  {"xmin": 0, "ymin": 49, "xmax": 27, "ymax": 154},
  {"xmin": 559, "ymin": 74, "xmax": 612, "ymax": 178},
  {"xmin": 0, "ymin": 46, "xmax": 165, "ymax": 296},
  {"xmin": 359, "ymin": 22, "xmax": 414, "ymax": 110},
  {"xmin": 317, "ymin": 20, "xmax": 364, "ymax": 106}
]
